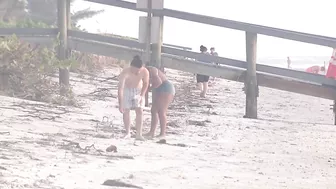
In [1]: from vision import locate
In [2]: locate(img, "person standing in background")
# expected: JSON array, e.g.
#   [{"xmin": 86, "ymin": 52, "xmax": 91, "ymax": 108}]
[
  {"xmin": 210, "ymin": 47, "xmax": 218, "ymax": 57},
  {"xmin": 209, "ymin": 47, "xmax": 218, "ymax": 85},
  {"xmin": 306, "ymin": 65, "xmax": 321, "ymax": 74},
  {"xmin": 287, "ymin": 57, "xmax": 291, "ymax": 69},
  {"xmin": 319, "ymin": 66, "xmax": 326, "ymax": 75},
  {"xmin": 196, "ymin": 45, "xmax": 211, "ymax": 97}
]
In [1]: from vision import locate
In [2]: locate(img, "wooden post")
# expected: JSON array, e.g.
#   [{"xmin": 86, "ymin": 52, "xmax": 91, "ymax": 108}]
[
  {"xmin": 150, "ymin": 15, "xmax": 164, "ymax": 103},
  {"xmin": 244, "ymin": 32, "xmax": 258, "ymax": 119},
  {"xmin": 151, "ymin": 15, "xmax": 163, "ymax": 70},
  {"xmin": 66, "ymin": 0, "xmax": 72, "ymax": 62},
  {"xmin": 159, "ymin": 16, "xmax": 164, "ymax": 72},
  {"xmin": 57, "ymin": 0, "xmax": 69, "ymax": 93},
  {"xmin": 66, "ymin": 0, "xmax": 71, "ymax": 29},
  {"xmin": 144, "ymin": 0, "xmax": 152, "ymax": 107}
]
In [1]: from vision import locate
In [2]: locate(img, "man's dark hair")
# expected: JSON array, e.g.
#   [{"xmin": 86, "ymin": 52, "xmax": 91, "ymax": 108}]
[
  {"xmin": 200, "ymin": 45, "xmax": 207, "ymax": 52},
  {"xmin": 130, "ymin": 55, "xmax": 143, "ymax": 68}
]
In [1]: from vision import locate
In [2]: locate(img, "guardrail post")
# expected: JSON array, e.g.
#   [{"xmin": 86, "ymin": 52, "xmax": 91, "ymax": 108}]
[
  {"xmin": 332, "ymin": 101, "xmax": 336, "ymax": 125},
  {"xmin": 144, "ymin": 0, "xmax": 152, "ymax": 107},
  {"xmin": 66, "ymin": 0, "xmax": 71, "ymax": 55},
  {"xmin": 244, "ymin": 32, "xmax": 258, "ymax": 119},
  {"xmin": 57, "ymin": 0, "xmax": 70, "ymax": 94},
  {"xmin": 151, "ymin": 15, "xmax": 163, "ymax": 71}
]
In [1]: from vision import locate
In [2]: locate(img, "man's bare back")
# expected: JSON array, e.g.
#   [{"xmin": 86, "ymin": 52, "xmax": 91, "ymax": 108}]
[{"xmin": 119, "ymin": 67, "xmax": 148, "ymax": 89}]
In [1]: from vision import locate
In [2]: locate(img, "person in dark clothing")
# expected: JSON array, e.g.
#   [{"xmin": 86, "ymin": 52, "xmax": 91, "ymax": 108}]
[
  {"xmin": 210, "ymin": 47, "xmax": 218, "ymax": 56},
  {"xmin": 196, "ymin": 45, "xmax": 210, "ymax": 97},
  {"xmin": 209, "ymin": 47, "xmax": 219, "ymax": 84}
]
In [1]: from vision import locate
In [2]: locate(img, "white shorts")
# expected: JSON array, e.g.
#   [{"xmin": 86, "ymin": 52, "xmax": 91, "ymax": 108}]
[{"xmin": 123, "ymin": 88, "xmax": 145, "ymax": 110}]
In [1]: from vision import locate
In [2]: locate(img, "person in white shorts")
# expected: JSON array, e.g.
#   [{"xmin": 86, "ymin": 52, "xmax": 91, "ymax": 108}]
[{"xmin": 118, "ymin": 55, "xmax": 149, "ymax": 140}]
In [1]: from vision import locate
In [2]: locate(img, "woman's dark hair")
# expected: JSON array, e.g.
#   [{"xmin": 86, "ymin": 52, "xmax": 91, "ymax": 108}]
[
  {"xmin": 200, "ymin": 45, "xmax": 207, "ymax": 52},
  {"xmin": 130, "ymin": 55, "xmax": 143, "ymax": 68}
]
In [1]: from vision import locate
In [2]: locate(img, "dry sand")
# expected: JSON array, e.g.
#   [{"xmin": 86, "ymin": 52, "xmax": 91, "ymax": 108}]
[{"xmin": 0, "ymin": 68, "xmax": 335, "ymax": 189}]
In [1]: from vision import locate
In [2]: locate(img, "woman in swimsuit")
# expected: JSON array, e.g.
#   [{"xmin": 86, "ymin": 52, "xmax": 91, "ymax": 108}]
[{"xmin": 144, "ymin": 66, "xmax": 175, "ymax": 139}]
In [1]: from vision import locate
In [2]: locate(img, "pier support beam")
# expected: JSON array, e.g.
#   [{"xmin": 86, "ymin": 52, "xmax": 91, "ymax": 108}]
[
  {"xmin": 333, "ymin": 101, "xmax": 336, "ymax": 125},
  {"xmin": 138, "ymin": 0, "xmax": 164, "ymax": 106},
  {"xmin": 57, "ymin": 0, "xmax": 70, "ymax": 94},
  {"xmin": 150, "ymin": 15, "xmax": 163, "ymax": 105},
  {"xmin": 151, "ymin": 15, "xmax": 163, "ymax": 71},
  {"xmin": 144, "ymin": 0, "xmax": 152, "ymax": 107},
  {"xmin": 244, "ymin": 32, "xmax": 258, "ymax": 119}
]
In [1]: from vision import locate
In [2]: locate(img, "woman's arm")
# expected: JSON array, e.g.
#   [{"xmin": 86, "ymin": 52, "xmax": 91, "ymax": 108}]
[{"xmin": 149, "ymin": 67, "xmax": 163, "ymax": 88}]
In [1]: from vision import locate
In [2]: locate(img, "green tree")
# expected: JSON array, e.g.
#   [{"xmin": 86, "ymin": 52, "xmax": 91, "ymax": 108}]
[
  {"xmin": 71, "ymin": 7, "xmax": 104, "ymax": 29},
  {"xmin": 0, "ymin": 0, "xmax": 26, "ymax": 22},
  {"xmin": 27, "ymin": 0, "xmax": 103, "ymax": 28}
]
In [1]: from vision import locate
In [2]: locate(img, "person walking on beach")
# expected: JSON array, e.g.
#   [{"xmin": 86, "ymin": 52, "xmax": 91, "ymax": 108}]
[
  {"xmin": 144, "ymin": 66, "xmax": 175, "ymax": 139},
  {"xmin": 210, "ymin": 47, "xmax": 218, "ymax": 57},
  {"xmin": 209, "ymin": 47, "xmax": 219, "ymax": 84},
  {"xmin": 287, "ymin": 57, "xmax": 291, "ymax": 69},
  {"xmin": 196, "ymin": 45, "xmax": 211, "ymax": 97},
  {"xmin": 306, "ymin": 65, "xmax": 322, "ymax": 74},
  {"xmin": 118, "ymin": 55, "xmax": 149, "ymax": 140}
]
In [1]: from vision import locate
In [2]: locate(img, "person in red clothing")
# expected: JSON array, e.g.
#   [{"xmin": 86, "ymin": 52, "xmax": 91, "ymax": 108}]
[
  {"xmin": 326, "ymin": 48, "xmax": 336, "ymax": 79},
  {"xmin": 306, "ymin": 65, "xmax": 321, "ymax": 74}
]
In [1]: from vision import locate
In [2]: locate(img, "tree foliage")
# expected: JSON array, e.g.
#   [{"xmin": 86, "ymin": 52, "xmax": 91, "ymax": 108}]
[
  {"xmin": 26, "ymin": 0, "xmax": 104, "ymax": 28},
  {"xmin": 0, "ymin": 34, "xmax": 77, "ymax": 105},
  {"xmin": 0, "ymin": 0, "xmax": 104, "ymax": 28},
  {"xmin": 0, "ymin": 1, "xmax": 111, "ymax": 106},
  {"xmin": 0, "ymin": 0, "xmax": 27, "ymax": 22}
]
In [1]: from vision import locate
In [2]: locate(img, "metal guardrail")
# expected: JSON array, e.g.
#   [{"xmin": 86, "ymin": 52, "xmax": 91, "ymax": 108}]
[
  {"xmin": 68, "ymin": 38, "xmax": 336, "ymax": 100},
  {"xmin": 85, "ymin": 0, "xmax": 336, "ymax": 47},
  {"xmin": 1, "ymin": 28, "xmax": 335, "ymax": 88},
  {"xmin": 0, "ymin": 28, "xmax": 58, "ymax": 36},
  {"xmin": 68, "ymin": 30, "xmax": 336, "ymax": 88}
]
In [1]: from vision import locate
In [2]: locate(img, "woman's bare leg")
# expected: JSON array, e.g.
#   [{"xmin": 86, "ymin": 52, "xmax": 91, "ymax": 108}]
[
  {"xmin": 144, "ymin": 106, "xmax": 158, "ymax": 139},
  {"xmin": 144, "ymin": 92, "xmax": 158, "ymax": 139},
  {"xmin": 197, "ymin": 82, "xmax": 203, "ymax": 91},
  {"xmin": 201, "ymin": 82, "xmax": 208, "ymax": 97},
  {"xmin": 134, "ymin": 107, "xmax": 145, "ymax": 141},
  {"xmin": 156, "ymin": 93, "xmax": 174, "ymax": 139}
]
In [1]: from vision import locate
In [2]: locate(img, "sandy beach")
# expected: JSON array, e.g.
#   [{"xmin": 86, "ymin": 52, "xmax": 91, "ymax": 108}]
[{"xmin": 0, "ymin": 68, "xmax": 335, "ymax": 189}]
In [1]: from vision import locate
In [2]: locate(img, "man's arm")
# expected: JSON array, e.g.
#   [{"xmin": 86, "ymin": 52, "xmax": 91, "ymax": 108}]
[
  {"xmin": 140, "ymin": 68, "xmax": 149, "ymax": 97},
  {"xmin": 118, "ymin": 70, "xmax": 126, "ymax": 107}
]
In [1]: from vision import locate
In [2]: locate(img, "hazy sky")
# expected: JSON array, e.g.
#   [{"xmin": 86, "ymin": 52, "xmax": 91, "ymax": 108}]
[{"xmin": 72, "ymin": 0, "xmax": 335, "ymax": 60}]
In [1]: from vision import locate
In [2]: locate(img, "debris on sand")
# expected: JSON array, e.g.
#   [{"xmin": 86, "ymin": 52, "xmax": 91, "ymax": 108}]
[
  {"xmin": 61, "ymin": 139, "xmax": 104, "ymax": 155},
  {"xmin": 157, "ymin": 139, "xmax": 167, "ymax": 144},
  {"xmin": 60, "ymin": 140, "xmax": 133, "ymax": 159},
  {"xmin": 106, "ymin": 145, "xmax": 118, "ymax": 152},
  {"xmin": 156, "ymin": 139, "xmax": 188, "ymax": 148},
  {"xmin": 102, "ymin": 179, "xmax": 143, "ymax": 189},
  {"xmin": 0, "ymin": 166, "xmax": 6, "ymax": 170}
]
